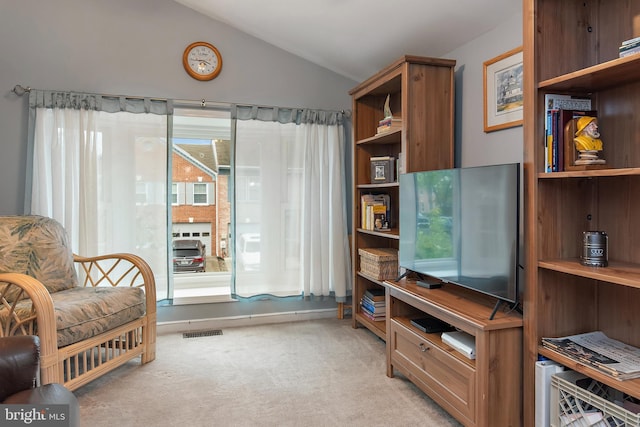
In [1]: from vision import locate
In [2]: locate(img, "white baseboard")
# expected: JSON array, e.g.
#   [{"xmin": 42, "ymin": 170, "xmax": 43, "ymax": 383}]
[{"xmin": 157, "ymin": 308, "xmax": 338, "ymax": 334}]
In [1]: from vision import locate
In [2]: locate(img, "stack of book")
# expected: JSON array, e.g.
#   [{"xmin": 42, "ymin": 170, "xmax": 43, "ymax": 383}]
[
  {"xmin": 360, "ymin": 288, "xmax": 385, "ymax": 322},
  {"xmin": 376, "ymin": 116, "xmax": 402, "ymax": 134},
  {"xmin": 619, "ymin": 36, "xmax": 640, "ymax": 58},
  {"xmin": 543, "ymin": 94, "xmax": 592, "ymax": 172},
  {"xmin": 360, "ymin": 193, "xmax": 390, "ymax": 231}
]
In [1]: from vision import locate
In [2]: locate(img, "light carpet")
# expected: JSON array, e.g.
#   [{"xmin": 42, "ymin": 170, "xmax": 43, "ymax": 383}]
[{"xmin": 75, "ymin": 318, "xmax": 461, "ymax": 427}]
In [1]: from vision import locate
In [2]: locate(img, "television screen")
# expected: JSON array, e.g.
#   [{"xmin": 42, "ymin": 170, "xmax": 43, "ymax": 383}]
[{"xmin": 399, "ymin": 163, "xmax": 520, "ymax": 304}]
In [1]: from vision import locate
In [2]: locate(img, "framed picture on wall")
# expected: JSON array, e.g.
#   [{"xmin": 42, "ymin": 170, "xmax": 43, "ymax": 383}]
[{"xmin": 483, "ymin": 46, "xmax": 523, "ymax": 133}]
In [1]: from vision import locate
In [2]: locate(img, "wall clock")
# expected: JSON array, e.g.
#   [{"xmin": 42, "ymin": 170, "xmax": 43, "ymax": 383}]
[{"xmin": 182, "ymin": 41, "xmax": 223, "ymax": 81}]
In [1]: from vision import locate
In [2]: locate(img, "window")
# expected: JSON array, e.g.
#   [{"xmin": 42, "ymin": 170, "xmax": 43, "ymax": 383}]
[
  {"xmin": 136, "ymin": 182, "xmax": 148, "ymax": 205},
  {"xmin": 193, "ymin": 183, "xmax": 208, "ymax": 205},
  {"xmin": 171, "ymin": 183, "xmax": 179, "ymax": 205},
  {"xmin": 236, "ymin": 168, "xmax": 261, "ymax": 202}
]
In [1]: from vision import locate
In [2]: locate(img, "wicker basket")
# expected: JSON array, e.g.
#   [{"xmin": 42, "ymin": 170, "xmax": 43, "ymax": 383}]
[
  {"xmin": 550, "ymin": 370, "xmax": 640, "ymax": 427},
  {"xmin": 358, "ymin": 248, "xmax": 398, "ymax": 280}
]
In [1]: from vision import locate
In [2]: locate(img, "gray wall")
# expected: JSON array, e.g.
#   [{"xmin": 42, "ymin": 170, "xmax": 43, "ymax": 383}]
[
  {"xmin": 448, "ymin": 10, "xmax": 524, "ymax": 168},
  {"xmin": 0, "ymin": 0, "xmax": 356, "ymax": 215}
]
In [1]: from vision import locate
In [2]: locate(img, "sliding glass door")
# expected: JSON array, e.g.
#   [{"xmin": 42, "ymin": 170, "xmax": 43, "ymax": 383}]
[{"xmin": 169, "ymin": 106, "xmax": 232, "ymax": 303}]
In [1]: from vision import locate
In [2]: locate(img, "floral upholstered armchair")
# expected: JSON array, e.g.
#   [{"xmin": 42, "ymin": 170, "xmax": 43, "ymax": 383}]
[{"xmin": 0, "ymin": 215, "xmax": 156, "ymax": 391}]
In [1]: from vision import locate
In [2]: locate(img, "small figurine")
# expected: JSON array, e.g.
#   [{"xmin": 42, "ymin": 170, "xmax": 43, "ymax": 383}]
[
  {"xmin": 573, "ymin": 116, "xmax": 606, "ymax": 165},
  {"xmin": 383, "ymin": 94, "xmax": 393, "ymax": 119}
]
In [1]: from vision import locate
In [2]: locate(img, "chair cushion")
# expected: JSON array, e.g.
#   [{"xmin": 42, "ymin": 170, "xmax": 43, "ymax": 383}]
[
  {"xmin": 1, "ymin": 287, "xmax": 146, "ymax": 348},
  {"xmin": 51, "ymin": 287, "xmax": 146, "ymax": 347},
  {"xmin": 0, "ymin": 215, "xmax": 78, "ymax": 302}
]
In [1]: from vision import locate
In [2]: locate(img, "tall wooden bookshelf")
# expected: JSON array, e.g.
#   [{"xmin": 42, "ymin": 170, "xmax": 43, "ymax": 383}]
[
  {"xmin": 349, "ymin": 55, "xmax": 455, "ymax": 340},
  {"xmin": 523, "ymin": 1, "xmax": 640, "ymax": 425}
]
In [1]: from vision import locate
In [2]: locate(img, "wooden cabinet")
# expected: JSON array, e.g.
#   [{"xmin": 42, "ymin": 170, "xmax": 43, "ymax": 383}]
[
  {"xmin": 384, "ymin": 279, "xmax": 523, "ymax": 427},
  {"xmin": 522, "ymin": 1, "xmax": 640, "ymax": 425},
  {"xmin": 349, "ymin": 55, "xmax": 455, "ymax": 340}
]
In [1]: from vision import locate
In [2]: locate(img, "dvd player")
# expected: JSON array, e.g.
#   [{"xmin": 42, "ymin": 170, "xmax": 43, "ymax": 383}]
[{"xmin": 410, "ymin": 316, "xmax": 455, "ymax": 334}]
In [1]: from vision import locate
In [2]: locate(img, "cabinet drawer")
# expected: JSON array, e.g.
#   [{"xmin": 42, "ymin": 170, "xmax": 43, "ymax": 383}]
[{"xmin": 390, "ymin": 318, "xmax": 475, "ymax": 424}]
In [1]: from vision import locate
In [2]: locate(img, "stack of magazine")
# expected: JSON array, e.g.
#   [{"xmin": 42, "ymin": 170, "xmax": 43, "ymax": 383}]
[{"xmin": 542, "ymin": 331, "xmax": 640, "ymax": 381}]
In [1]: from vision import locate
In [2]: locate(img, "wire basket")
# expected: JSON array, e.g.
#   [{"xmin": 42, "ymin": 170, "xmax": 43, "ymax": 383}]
[{"xmin": 550, "ymin": 370, "xmax": 640, "ymax": 427}]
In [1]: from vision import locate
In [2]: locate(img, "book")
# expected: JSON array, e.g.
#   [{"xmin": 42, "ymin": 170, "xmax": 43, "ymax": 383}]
[
  {"xmin": 376, "ymin": 117, "xmax": 402, "ymax": 134},
  {"xmin": 620, "ymin": 45, "xmax": 640, "ymax": 58},
  {"xmin": 621, "ymin": 35, "xmax": 640, "ymax": 46},
  {"xmin": 619, "ymin": 37, "xmax": 640, "ymax": 51},
  {"xmin": 360, "ymin": 302, "xmax": 385, "ymax": 320},
  {"xmin": 360, "ymin": 193, "xmax": 390, "ymax": 230},
  {"xmin": 360, "ymin": 309, "xmax": 385, "ymax": 322},
  {"xmin": 372, "ymin": 204, "xmax": 390, "ymax": 231},
  {"xmin": 364, "ymin": 288, "xmax": 385, "ymax": 302},
  {"xmin": 360, "ymin": 297, "xmax": 385, "ymax": 315}
]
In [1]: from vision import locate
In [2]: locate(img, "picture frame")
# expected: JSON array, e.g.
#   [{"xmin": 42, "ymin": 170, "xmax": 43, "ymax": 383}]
[
  {"xmin": 370, "ymin": 156, "xmax": 395, "ymax": 183},
  {"xmin": 483, "ymin": 46, "xmax": 524, "ymax": 133}
]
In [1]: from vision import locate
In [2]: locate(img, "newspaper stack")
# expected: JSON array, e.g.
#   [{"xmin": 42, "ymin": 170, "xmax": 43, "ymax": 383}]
[{"xmin": 542, "ymin": 331, "xmax": 640, "ymax": 381}]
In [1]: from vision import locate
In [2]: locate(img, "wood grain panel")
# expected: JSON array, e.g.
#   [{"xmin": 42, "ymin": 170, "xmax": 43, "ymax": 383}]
[
  {"xmin": 597, "ymin": 282, "xmax": 640, "ymax": 348},
  {"xmin": 536, "ymin": 0, "xmax": 597, "ymax": 81},
  {"xmin": 537, "ymin": 269, "xmax": 598, "ymax": 338},
  {"xmin": 598, "ymin": 176, "xmax": 640, "ymax": 263},
  {"xmin": 598, "ymin": 81, "xmax": 640, "ymax": 169},
  {"xmin": 598, "ymin": 0, "xmax": 640, "ymax": 62}
]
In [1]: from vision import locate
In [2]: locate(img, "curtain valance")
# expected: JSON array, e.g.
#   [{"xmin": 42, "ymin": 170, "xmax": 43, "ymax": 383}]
[
  {"xmin": 232, "ymin": 104, "xmax": 344, "ymax": 126},
  {"xmin": 29, "ymin": 90, "xmax": 173, "ymax": 115}
]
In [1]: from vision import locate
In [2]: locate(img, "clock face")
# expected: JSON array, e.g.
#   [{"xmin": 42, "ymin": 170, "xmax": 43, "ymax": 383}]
[{"xmin": 183, "ymin": 42, "xmax": 222, "ymax": 81}]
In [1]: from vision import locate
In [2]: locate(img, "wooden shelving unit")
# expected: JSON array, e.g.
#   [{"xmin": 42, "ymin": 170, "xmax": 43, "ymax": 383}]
[
  {"xmin": 522, "ymin": 1, "xmax": 640, "ymax": 425},
  {"xmin": 349, "ymin": 55, "xmax": 455, "ymax": 340}
]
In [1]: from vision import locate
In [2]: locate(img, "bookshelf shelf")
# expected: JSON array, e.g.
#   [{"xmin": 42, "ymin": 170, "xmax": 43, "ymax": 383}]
[
  {"xmin": 353, "ymin": 313, "xmax": 385, "ymax": 339},
  {"xmin": 355, "ymin": 228, "xmax": 399, "ymax": 240},
  {"xmin": 538, "ymin": 167, "xmax": 640, "ymax": 179},
  {"xmin": 539, "ymin": 259, "xmax": 640, "ymax": 289},
  {"xmin": 357, "ymin": 182, "xmax": 399, "ymax": 190},
  {"xmin": 356, "ymin": 128, "xmax": 401, "ymax": 145},
  {"xmin": 538, "ymin": 54, "xmax": 640, "ymax": 92},
  {"xmin": 349, "ymin": 55, "xmax": 455, "ymax": 342}
]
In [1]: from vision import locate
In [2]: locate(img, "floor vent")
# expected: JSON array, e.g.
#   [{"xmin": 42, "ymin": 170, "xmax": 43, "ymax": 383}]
[{"xmin": 182, "ymin": 329, "xmax": 223, "ymax": 338}]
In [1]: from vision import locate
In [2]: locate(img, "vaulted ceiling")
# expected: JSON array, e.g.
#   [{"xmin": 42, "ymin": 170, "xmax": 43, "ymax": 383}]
[{"xmin": 174, "ymin": 0, "xmax": 522, "ymax": 82}]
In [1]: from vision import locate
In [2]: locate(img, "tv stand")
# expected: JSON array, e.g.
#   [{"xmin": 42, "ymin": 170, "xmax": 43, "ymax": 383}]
[{"xmin": 383, "ymin": 278, "xmax": 523, "ymax": 426}]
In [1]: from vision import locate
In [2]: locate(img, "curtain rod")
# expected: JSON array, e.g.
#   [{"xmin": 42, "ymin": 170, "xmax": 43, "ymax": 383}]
[{"xmin": 11, "ymin": 84, "xmax": 348, "ymax": 114}]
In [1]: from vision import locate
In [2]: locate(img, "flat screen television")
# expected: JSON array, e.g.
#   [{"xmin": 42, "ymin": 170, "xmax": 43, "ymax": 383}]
[{"xmin": 399, "ymin": 163, "xmax": 520, "ymax": 308}]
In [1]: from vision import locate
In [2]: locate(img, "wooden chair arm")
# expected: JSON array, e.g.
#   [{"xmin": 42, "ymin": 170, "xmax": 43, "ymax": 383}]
[
  {"xmin": 0, "ymin": 273, "xmax": 59, "ymax": 385},
  {"xmin": 73, "ymin": 252, "xmax": 157, "ymax": 319}
]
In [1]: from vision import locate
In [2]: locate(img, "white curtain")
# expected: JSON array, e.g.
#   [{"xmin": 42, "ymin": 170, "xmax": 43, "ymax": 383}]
[
  {"xmin": 233, "ymin": 106, "xmax": 351, "ymax": 300},
  {"xmin": 27, "ymin": 91, "xmax": 170, "ymax": 300}
]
